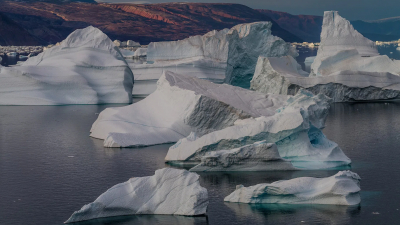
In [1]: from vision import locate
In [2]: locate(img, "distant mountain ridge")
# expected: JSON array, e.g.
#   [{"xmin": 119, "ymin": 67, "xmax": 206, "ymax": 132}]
[
  {"xmin": 0, "ymin": 1, "xmax": 399, "ymax": 46},
  {"xmin": 0, "ymin": 1, "xmax": 302, "ymax": 46}
]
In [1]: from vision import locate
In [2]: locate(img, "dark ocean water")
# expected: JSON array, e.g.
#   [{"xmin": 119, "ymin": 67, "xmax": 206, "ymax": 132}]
[{"xmin": 1, "ymin": 102, "xmax": 400, "ymax": 225}]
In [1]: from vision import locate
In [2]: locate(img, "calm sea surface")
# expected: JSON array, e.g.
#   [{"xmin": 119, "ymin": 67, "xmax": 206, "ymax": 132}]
[{"xmin": 1, "ymin": 101, "xmax": 400, "ymax": 225}]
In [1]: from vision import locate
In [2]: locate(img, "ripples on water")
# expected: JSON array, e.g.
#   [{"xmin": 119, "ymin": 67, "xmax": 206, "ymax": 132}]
[{"xmin": 1, "ymin": 102, "xmax": 400, "ymax": 225}]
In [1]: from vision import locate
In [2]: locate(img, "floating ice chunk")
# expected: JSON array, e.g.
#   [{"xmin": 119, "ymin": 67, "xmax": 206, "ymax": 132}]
[
  {"xmin": 65, "ymin": 168, "xmax": 208, "ymax": 223},
  {"xmin": 120, "ymin": 48, "xmax": 136, "ymax": 58},
  {"xmin": 0, "ymin": 26, "xmax": 133, "ymax": 105},
  {"xmin": 189, "ymin": 141, "xmax": 296, "ymax": 172},
  {"xmin": 127, "ymin": 40, "xmax": 141, "ymax": 47},
  {"xmin": 224, "ymin": 171, "xmax": 361, "ymax": 205},
  {"xmin": 165, "ymin": 90, "xmax": 350, "ymax": 169},
  {"xmin": 92, "ymin": 71, "xmax": 289, "ymax": 147}
]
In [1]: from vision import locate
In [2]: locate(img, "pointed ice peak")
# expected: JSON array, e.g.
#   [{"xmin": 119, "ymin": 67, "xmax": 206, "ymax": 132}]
[{"xmin": 319, "ymin": 11, "xmax": 378, "ymax": 57}]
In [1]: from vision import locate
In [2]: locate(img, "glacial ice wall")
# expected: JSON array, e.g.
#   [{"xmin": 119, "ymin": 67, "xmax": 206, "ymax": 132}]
[
  {"xmin": 0, "ymin": 26, "xmax": 134, "ymax": 105},
  {"xmin": 224, "ymin": 171, "xmax": 361, "ymax": 205},
  {"xmin": 65, "ymin": 168, "xmax": 208, "ymax": 223}
]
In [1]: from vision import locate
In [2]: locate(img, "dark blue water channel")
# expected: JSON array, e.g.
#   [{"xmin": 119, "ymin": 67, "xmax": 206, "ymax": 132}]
[{"xmin": 1, "ymin": 102, "xmax": 400, "ymax": 225}]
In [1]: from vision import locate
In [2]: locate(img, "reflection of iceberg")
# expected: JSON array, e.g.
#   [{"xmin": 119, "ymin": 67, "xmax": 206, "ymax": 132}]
[
  {"xmin": 224, "ymin": 171, "xmax": 361, "ymax": 205},
  {"xmin": 225, "ymin": 201, "xmax": 360, "ymax": 224},
  {"xmin": 65, "ymin": 214, "xmax": 208, "ymax": 225},
  {"xmin": 0, "ymin": 26, "xmax": 134, "ymax": 105},
  {"xmin": 65, "ymin": 168, "xmax": 208, "ymax": 223},
  {"xmin": 250, "ymin": 11, "xmax": 400, "ymax": 102}
]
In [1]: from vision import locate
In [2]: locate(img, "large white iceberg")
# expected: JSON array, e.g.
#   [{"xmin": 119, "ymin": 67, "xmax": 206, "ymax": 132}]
[
  {"xmin": 131, "ymin": 22, "xmax": 296, "ymax": 97},
  {"xmin": 91, "ymin": 71, "xmax": 289, "ymax": 147},
  {"xmin": 0, "ymin": 26, "xmax": 134, "ymax": 105},
  {"xmin": 189, "ymin": 141, "xmax": 296, "ymax": 172},
  {"xmin": 250, "ymin": 11, "xmax": 400, "ymax": 102},
  {"xmin": 65, "ymin": 168, "xmax": 208, "ymax": 223},
  {"xmin": 224, "ymin": 171, "xmax": 361, "ymax": 205},
  {"xmin": 165, "ymin": 89, "xmax": 351, "ymax": 169}
]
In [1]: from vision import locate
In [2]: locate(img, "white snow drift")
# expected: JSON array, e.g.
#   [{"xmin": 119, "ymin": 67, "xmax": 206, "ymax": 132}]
[
  {"xmin": 131, "ymin": 21, "xmax": 296, "ymax": 96},
  {"xmin": 65, "ymin": 168, "xmax": 208, "ymax": 223},
  {"xmin": 189, "ymin": 141, "xmax": 296, "ymax": 172},
  {"xmin": 91, "ymin": 71, "xmax": 289, "ymax": 147},
  {"xmin": 250, "ymin": 11, "xmax": 400, "ymax": 102},
  {"xmin": 0, "ymin": 26, "xmax": 134, "ymax": 105},
  {"xmin": 165, "ymin": 89, "xmax": 351, "ymax": 170},
  {"xmin": 224, "ymin": 170, "xmax": 361, "ymax": 205}
]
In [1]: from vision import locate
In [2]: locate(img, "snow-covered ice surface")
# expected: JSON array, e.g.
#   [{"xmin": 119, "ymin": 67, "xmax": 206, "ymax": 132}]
[
  {"xmin": 224, "ymin": 171, "xmax": 361, "ymax": 205},
  {"xmin": 165, "ymin": 89, "xmax": 351, "ymax": 170},
  {"xmin": 251, "ymin": 11, "xmax": 400, "ymax": 102},
  {"xmin": 189, "ymin": 141, "xmax": 296, "ymax": 172},
  {"xmin": 65, "ymin": 168, "xmax": 208, "ymax": 223},
  {"xmin": 91, "ymin": 71, "xmax": 289, "ymax": 147},
  {"xmin": 0, "ymin": 26, "xmax": 134, "ymax": 105}
]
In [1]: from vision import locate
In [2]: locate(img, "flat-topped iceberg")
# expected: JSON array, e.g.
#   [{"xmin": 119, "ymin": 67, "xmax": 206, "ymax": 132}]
[
  {"xmin": 189, "ymin": 141, "xmax": 296, "ymax": 172},
  {"xmin": 0, "ymin": 26, "xmax": 134, "ymax": 105},
  {"xmin": 165, "ymin": 89, "xmax": 351, "ymax": 169},
  {"xmin": 131, "ymin": 21, "xmax": 296, "ymax": 96},
  {"xmin": 224, "ymin": 171, "xmax": 361, "ymax": 205},
  {"xmin": 91, "ymin": 71, "xmax": 289, "ymax": 147},
  {"xmin": 65, "ymin": 168, "xmax": 208, "ymax": 223},
  {"xmin": 250, "ymin": 11, "xmax": 400, "ymax": 102}
]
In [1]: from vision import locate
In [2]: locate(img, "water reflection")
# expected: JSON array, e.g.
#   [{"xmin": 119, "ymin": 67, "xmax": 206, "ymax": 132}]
[
  {"xmin": 69, "ymin": 215, "xmax": 208, "ymax": 225},
  {"xmin": 225, "ymin": 202, "xmax": 360, "ymax": 224}
]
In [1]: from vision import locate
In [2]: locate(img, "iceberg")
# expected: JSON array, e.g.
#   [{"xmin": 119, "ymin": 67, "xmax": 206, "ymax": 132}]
[
  {"xmin": 0, "ymin": 26, "xmax": 134, "ymax": 105},
  {"xmin": 91, "ymin": 71, "xmax": 289, "ymax": 147},
  {"xmin": 311, "ymin": 11, "xmax": 379, "ymax": 76},
  {"xmin": 224, "ymin": 170, "xmax": 361, "ymax": 205},
  {"xmin": 165, "ymin": 89, "xmax": 351, "ymax": 169},
  {"xmin": 224, "ymin": 22, "xmax": 298, "ymax": 88},
  {"xmin": 65, "ymin": 168, "xmax": 208, "ymax": 223},
  {"xmin": 250, "ymin": 11, "xmax": 400, "ymax": 102},
  {"xmin": 131, "ymin": 22, "xmax": 296, "ymax": 97},
  {"xmin": 189, "ymin": 141, "xmax": 296, "ymax": 172}
]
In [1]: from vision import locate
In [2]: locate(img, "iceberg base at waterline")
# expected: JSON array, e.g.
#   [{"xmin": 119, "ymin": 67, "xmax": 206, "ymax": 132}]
[
  {"xmin": 224, "ymin": 171, "xmax": 361, "ymax": 205},
  {"xmin": 65, "ymin": 168, "xmax": 208, "ymax": 223},
  {"xmin": 189, "ymin": 141, "xmax": 296, "ymax": 172}
]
